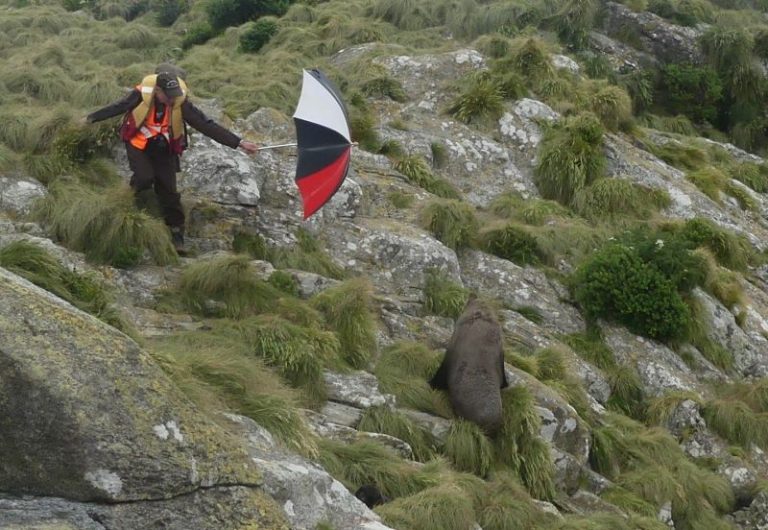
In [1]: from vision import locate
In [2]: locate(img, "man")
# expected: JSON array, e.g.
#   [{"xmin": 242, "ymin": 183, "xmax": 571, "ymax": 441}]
[{"xmin": 83, "ymin": 67, "xmax": 259, "ymax": 253}]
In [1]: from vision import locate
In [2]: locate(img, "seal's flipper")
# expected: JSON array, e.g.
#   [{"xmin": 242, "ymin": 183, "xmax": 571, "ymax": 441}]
[{"xmin": 429, "ymin": 356, "xmax": 449, "ymax": 389}]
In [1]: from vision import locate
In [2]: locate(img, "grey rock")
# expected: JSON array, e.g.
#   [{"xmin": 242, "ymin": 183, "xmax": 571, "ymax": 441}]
[
  {"xmin": 0, "ymin": 175, "xmax": 46, "ymax": 215},
  {"xmin": 730, "ymin": 491, "xmax": 768, "ymax": 530},
  {"xmin": 0, "ymin": 267, "xmax": 261, "ymax": 502},
  {"xmin": 401, "ymin": 409, "xmax": 453, "ymax": 441},
  {"xmin": 319, "ymin": 401, "xmax": 364, "ymax": 428},
  {"xmin": 551, "ymin": 448, "xmax": 583, "ymax": 495},
  {"xmin": 580, "ymin": 469, "xmax": 614, "ymax": 495},
  {"xmin": 552, "ymin": 54, "xmax": 580, "ymax": 74},
  {"xmin": 601, "ymin": 2, "xmax": 704, "ymax": 65},
  {"xmin": 0, "ymin": 495, "xmax": 105, "ymax": 530},
  {"xmin": 228, "ymin": 414, "xmax": 396, "ymax": 530},
  {"xmin": 324, "ymin": 370, "xmax": 396, "ymax": 409},
  {"xmin": 562, "ymin": 490, "xmax": 626, "ymax": 516},
  {"xmin": 289, "ymin": 269, "xmax": 340, "ymax": 298},
  {"xmin": 460, "ymin": 250, "xmax": 584, "ymax": 335}
]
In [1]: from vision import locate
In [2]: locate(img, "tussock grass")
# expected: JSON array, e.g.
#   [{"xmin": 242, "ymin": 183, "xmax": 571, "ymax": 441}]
[
  {"xmin": 376, "ymin": 341, "xmax": 453, "ymax": 417},
  {"xmin": 534, "ymin": 113, "xmax": 605, "ymax": 206},
  {"xmin": 395, "ymin": 155, "xmax": 460, "ymax": 199},
  {"xmin": 0, "ymin": 239, "xmax": 132, "ymax": 334},
  {"xmin": 419, "ymin": 199, "xmax": 479, "ymax": 251},
  {"xmin": 479, "ymin": 221, "xmax": 542, "ymax": 266},
  {"xmin": 443, "ymin": 419, "xmax": 494, "ymax": 476},
  {"xmin": 233, "ymin": 229, "xmax": 346, "ymax": 280},
  {"xmin": 499, "ymin": 37, "xmax": 554, "ymax": 88},
  {"xmin": 728, "ymin": 162, "xmax": 768, "ymax": 193},
  {"xmin": 646, "ymin": 390, "xmax": 703, "ymax": 427},
  {"xmin": 370, "ymin": 0, "xmax": 435, "ymax": 31},
  {"xmin": 178, "ymin": 255, "xmax": 281, "ymax": 319},
  {"xmin": 587, "ymin": 83, "xmax": 633, "ymax": 131},
  {"xmin": 686, "ymin": 298, "xmax": 735, "ymax": 371},
  {"xmin": 495, "ymin": 385, "xmax": 555, "ymax": 500},
  {"xmin": 489, "ymin": 193, "xmax": 569, "ymax": 226},
  {"xmin": 149, "ymin": 330, "xmax": 318, "ymax": 456},
  {"xmin": 679, "ymin": 218, "xmax": 754, "ymax": 272},
  {"xmin": 572, "ymin": 179, "xmax": 660, "ymax": 221},
  {"xmin": 377, "ymin": 484, "xmax": 475, "ymax": 530},
  {"xmin": 600, "ymin": 486, "xmax": 658, "ymax": 518},
  {"xmin": 701, "ymin": 398, "xmax": 768, "ymax": 449},
  {"xmin": 35, "ymin": 183, "xmax": 176, "ymax": 268},
  {"xmin": 423, "ymin": 269, "xmax": 468, "ymax": 319},
  {"xmin": 310, "ymin": 277, "xmax": 377, "ymax": 369},
  {"xmin": 606, "ymin": 364, "xmax": 647, "ymax": 420},
  {"xmin": 448, "ymin": 74, "xmax": 504, "ymax": 124},
  {"xmin": 358, "ymin": 406, "xmax": 437, "ymax": 462},
  {"xmin": 233, "ymin": 314, "xmax": 339, "ymax": 406},
  {"xmin": 686, "ymin": 166, "xmax": 729, "ymax": 203},
  {"xmin": 551, "ymin": 513, "xmax": 669, "ymax": 530},
  {"xmin": 477, "ymin": 471, "xmax": 544, "ymax": 530}
]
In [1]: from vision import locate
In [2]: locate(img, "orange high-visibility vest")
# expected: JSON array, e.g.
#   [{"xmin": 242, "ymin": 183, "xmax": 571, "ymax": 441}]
[{"xmin": 127, "ymin": 75, "xmax": 188, "ymax": 151}]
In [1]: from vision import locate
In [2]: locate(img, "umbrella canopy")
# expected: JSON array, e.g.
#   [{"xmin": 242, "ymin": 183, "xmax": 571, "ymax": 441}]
[{"xmin": 292, "ymin": 69, "xmax": 353, "ymax": 219}]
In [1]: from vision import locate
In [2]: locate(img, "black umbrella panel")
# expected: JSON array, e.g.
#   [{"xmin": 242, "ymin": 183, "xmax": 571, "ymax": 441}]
[{"xmin": 292, "ymin": 69, "xmax": 353, "ymax": 219}]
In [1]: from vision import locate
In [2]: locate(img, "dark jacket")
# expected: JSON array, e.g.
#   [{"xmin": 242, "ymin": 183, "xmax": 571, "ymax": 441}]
[{"xmin": 86, "ymin": 89, "xmax": 241, "ymax": 150}]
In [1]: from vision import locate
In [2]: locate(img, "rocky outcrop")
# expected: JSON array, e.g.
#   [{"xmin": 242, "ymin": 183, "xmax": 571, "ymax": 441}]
[{"xmin": 0, "ymin": 175, "xmax": 46, "ymax": 215}]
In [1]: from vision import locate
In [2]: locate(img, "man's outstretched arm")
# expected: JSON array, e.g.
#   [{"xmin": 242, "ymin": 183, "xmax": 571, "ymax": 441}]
[
  {"xmin": 181, "ymin": 100, "xmax": 259, "ymax": 153},
  {"xmin": 85, "ymin": 89, "xmax": 142, "ymax": 123}
]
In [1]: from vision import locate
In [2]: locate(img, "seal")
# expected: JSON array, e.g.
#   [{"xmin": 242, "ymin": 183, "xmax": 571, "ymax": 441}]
[{"xmin": 429, "ymin": 295, "xmax": 508, "ymax": 433}]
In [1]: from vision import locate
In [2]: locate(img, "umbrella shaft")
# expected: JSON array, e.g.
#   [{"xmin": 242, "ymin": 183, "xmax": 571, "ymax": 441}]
[{"xmin": 257, "ymin": 143, "xmax": 298, "ymax": 150}]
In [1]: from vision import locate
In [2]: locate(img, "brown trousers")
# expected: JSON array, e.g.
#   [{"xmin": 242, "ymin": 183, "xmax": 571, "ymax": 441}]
[{"xmin": 125, "ymin": 142, "xmax": 184, "ymax": 229}]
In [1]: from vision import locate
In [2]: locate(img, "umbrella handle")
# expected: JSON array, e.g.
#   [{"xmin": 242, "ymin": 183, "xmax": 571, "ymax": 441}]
[
  {"xmin": 256, "ymin": 143, "xmax": 298, "ymax": 151},
  {"xmin": 256, "ymin": 142, "xmax": 358, "ymax": 151}
]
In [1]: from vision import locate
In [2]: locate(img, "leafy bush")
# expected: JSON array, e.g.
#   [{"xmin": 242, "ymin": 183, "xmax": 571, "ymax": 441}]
[
  {"xmin": 205, "ymin": 0, "xmax": 290, "ymax": 31},
  {"xmin": 419, "ymin": 199, "xmax": 478, "ymax": 250},
  {"xmin": 151, "ymin": 0, "xmax": 187, "ymax": 26},
  {"xmin": 534, "ymin": 113, "xmax": 605, "ymax": 205},
  {"xmin": 479, "ymin": 222, "xmax": 542, "ymax": 266},
  {"xmin": 239, "ymin": 17, "xmax": 278, "ymax": 53},
  {"xmin": 659, "ymin": 64, "xmax": 722, "ymax": 124},
  {"xmin": 573, "ymin": 242, "xmax": 691, "ymax": 341}
]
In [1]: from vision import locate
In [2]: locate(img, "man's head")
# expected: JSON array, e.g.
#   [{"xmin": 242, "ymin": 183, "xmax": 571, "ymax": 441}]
[{"xmin": 156, "ymin": 72, "xmax": 183, "ymax": 102}]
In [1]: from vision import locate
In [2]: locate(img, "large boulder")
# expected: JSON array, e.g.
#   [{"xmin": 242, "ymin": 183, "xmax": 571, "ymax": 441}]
[{"xmin": 0, "ymin": 267, "xmax": 269, "ymax": 507}]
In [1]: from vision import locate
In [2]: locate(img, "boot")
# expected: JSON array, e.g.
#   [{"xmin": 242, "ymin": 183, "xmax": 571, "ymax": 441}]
[{"xmin": 170, "ymin": 226, "xmax": 185, "ymax": 255}]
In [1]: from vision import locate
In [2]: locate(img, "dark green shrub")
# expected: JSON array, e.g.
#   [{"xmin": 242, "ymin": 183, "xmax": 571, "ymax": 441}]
[
  {"xmin": 239, "ymin": 17, "xmax": 278, "ymax": 53},
  {"xmin": 152, "ymin": 0, "xmax": 187, "ymax": 26},
  {"xmin": 659, "ymin": 64, "xmax": 722, "ymax": 124},
  {"xmin": 480, "ymin": 223, "xmax": 541, "ymax": 266},
  {"xmin": 205, "ymin": 0, "xmax": 290, "ymax": 31},
  {"xmin": 573, "ymin": 243, "xmax": 691, "ymax": 341},
  {"xmin": 534, "ymin": 113, "xmax": 605, "ymax": 205},
  {"xmin": 182, "ymin": 21, "xmax": 216, "ymax": 49}
]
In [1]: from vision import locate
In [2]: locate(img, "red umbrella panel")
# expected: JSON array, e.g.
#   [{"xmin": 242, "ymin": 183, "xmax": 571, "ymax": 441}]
[{"xmin": 292, "ymin": 69, "xmax": 353, "ymax": 219}]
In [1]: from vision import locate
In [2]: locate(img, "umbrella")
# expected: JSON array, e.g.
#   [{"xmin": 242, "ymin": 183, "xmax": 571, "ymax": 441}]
[{"xmin": 259, "ymin": 69, "xmax": 353, "ymax": 219}]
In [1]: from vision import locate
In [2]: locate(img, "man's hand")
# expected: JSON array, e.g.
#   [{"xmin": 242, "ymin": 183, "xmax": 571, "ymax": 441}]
[{"xmin": 238, "ymin": 140, "xmax": 259, "ymax": 154}]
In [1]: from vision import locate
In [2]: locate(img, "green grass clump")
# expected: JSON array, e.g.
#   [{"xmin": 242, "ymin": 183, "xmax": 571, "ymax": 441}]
[
  {"xmin": 233, "ymin": 314, "xmax": 339, "ymax": 405},
  {"xmin": 588, "ymin": 83, "xmax": 633, "ymax": 131},
  {"xmin": 572, "ymin": 178, "xmax": 659, "ymax": 220},
  {"xmin": 419, "ymin": 199, "xmax": 479, "ymax": 251},
  {"xmin": 178, "ymin": 255, "xmax": 281, "ymax": 319},
  {"xmin": 500, "ymin": 37, "xmax": 554, "ymax": 88},
  {"xmin": 686, "ymin": 299, "xmax": 735, "ymax": 372},
  {"xmin": 423, "ymin": 269, "xmax": 469, "ymax": 318},
  {"xmin": 562, "ymin": 332, "xmax": 616, "ymax": 370},
  {"xmin": 394, "ymin": 155, "xmax": 460, "ymax": 199},
  {"xmin": 477, "ymin": 471, "xmax": 545, "ymax": 530},
  {"xmin": 0, "ymin": 239, "xmax": 132, "ymax": 334},
  {"xmin": 448, "ymin": 74, "xmax": 504, "ymax": 124},
  {"xmin": 479, "ymin": 222, "xmax": 542, "ymax": 266},
  {"xmin": 358, "ymin": 406, "xmax": 437, "ymax": 462},
  {"xmin": 728, "ymin": 162, "xmax": 768, "ymax": 193},
  {"xmin": 268, "ymin": 270, "xmax": 300, "ymax": 296},
  {"xmin": 495, "ymin": 385, "xmax": 555, "ymax": 500},
  {"xmin": 35, "ymin": 183, "xmax": 176, "ymax": 268},
  {"xmin": 311, "ymin": 278, "xmax": 377, "ymax": 369},
  {"xmin": 375, "ymin": 341, "xmax": 452, "ymax": 417},
  {"xmin": 645, "ymin": 140, "xmax": 708, "ymax": 171},
  {"xmin": 701, "ymin": 398, "xmax": 768, "ymax": 450},
  {"xmin": 489, "ymin": 193, "xmax": 569, "ymax": 226},
  {"xmin": 377, "ymin": 484, "xmax": 475, "ymax": 530},
  {"xmin": 534, "ymin": 112, "xmax": 605, "ymax": 206},
  {"xmin": 686, "ymin": 166, "xmax": 729, "ymax": 203},
  {"xmin": 646, "ymin": 390, "xmax": 703, "ymax": 427},
  {"xmin": 149, "ymin": 329, "xmax": 318, "ymax": 456},
  {"xmin": 442, "ymin": 419, "xmax": 494, "ymax": 476},
  {"xmin": 678, "ymin": 218, "xmax": 754, "ymax": 272},
  {"xmin": 606, "ymin": 364, "xmax": 647, "ymax": 421}
]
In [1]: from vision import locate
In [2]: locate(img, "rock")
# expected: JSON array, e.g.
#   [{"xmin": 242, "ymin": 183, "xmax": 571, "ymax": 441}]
[
  {"xmin": 180, "ymin": 134, "xmax": 266, "ymax": 206},
  {"xmin": 401, "ymin": 409, "xmax": 453, "ymax": 441},
  {"xmin": 552, "ymin": 54, "xmax": 580, "ymax": 74},
  {"xmin": 499, "ymin": 98, "xmax": 560, "ymax": 175},
  {"xmin": 0, "ymin": 175, "xmax": 46, "ymax": 215},
  {"xmin": 601, "ymin": 2, "xmax": 704, "ymax": 65},
  {"xmin": 460, "ymin": 250, "xmax": 584, "ymax": 335},
  {"xmin": 228, "ymin": 414, "xmax": 396, "ymax": 530},
  {"xmin": 0, "ymin": 267, "xmax": 262, "ymax": 502},
  {"xmin": 580, "ymin": 469, "xmax": 614, "ymax": 495},
  {"xmin": 288, "ymin": 269, "xmax": 340, "ymax": 298},
  {"xmin": 560, "ymin": 490, "xmax": 626, "ymax": 517},
  {"xmin": 325, "ymin": 218, "xmax": 462, "ymax": 297},
  {"xmin": 692, "ymin": 288, "xmax": 768, "ymax": 377},
  {"xmin": 319, "ymin": 401, "xmax": 364, "ymax": 427},
  {"xmin": 729, "ymin": 491, "xmax": 768, "ymax": 530},
  {"xmin": 324, "ymin": 370, "xmax": 396, "ymax": 409},
  {"xmin": 658, "ymin": 501, "xmax": 674, "ymax": 528},
  {"xmin": 551, "ymin": 448, "xmax": 583, "ymax": 495}
]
